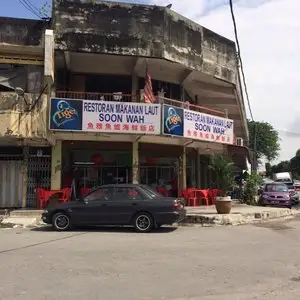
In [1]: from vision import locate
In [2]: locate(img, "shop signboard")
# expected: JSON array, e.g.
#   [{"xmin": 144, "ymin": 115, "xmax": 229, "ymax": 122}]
[
  {"xmin": 49, "ymin": 98, "xmax": 161, "ymax": 135},
  {"xmin": 183, "ymin": 109, "xmax": 234, "ymax": 144},
  {"xmin": 162, "ymin": 104, "xmax": 184, "ymax": 137},
  {"xmin": 49, "ymin": 98, "xmax": 83, "ymax": 131}
]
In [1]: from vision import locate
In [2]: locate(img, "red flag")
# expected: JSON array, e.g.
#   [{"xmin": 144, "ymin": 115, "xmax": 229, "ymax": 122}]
[{"xmin": 144, "ymin": 68, "xmax": 156, "ymax": 103}]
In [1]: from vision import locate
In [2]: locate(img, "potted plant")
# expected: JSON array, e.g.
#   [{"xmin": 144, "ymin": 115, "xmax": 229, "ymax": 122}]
[{"xmin": 209, "ymin": 154, "xmax": 235, "ymax": 214}]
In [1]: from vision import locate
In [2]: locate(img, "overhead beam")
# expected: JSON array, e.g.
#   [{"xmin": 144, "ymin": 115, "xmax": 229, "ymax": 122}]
[
  {"xmin": 188, "ymin": 80, "xmax": 235, "ymax": 95},
  {"xmin": 0, "ymin": 44, "xmax": 43, "ymax": 56},
  {"xmin": 0, "ymin": 56, "xmax": 44, "ymax": 65},
  {"xmin": 132, "ymin": 57, "xmax": 145, "ymax": 74},
  {"xmin": 180, "ymin": 69, "xmax": 194, "ymax": 85}
]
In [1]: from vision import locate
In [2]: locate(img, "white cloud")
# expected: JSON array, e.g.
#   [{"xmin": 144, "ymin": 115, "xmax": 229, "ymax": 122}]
[{"xmin": 151, "ymin": 0, "xmax": 300, "ymax": 163}]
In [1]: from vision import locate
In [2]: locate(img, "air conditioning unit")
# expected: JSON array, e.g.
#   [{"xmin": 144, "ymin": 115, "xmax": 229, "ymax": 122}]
[{"xmin": 236, "ymin": 137, "xmax": 244, "ymax": 147}]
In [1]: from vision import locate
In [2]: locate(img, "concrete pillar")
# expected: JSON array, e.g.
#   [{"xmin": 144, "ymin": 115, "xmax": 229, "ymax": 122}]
[
  {"xmin": 22, "ymin": 146, "xmax": 29, "ymax": 208},
  {"xmin": 51, "ymin": 140, "xmax": 62, "ymax": 190},
  {"xmin": 178, "ymin": 146, "xmax": 187, "ymax": 191},
  {"xmin": 132, "ymin": 141, "xmax": 139, "ymax": 184}
]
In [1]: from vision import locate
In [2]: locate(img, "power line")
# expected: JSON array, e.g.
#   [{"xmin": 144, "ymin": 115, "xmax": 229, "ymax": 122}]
[
  {"xmin": 18, "ymin": 0, "xmax": 43, "ymax": 19},
  {"xmin": 24, "ymin": 0, "xmax": 41, "ymax": 13},
  {"xmin": 229, "ymin": 0, "xmax": 254, "ymax": 121},
  {"xmin": 18, "ymin": 0, "xmax": 42, "ymax": 18}
]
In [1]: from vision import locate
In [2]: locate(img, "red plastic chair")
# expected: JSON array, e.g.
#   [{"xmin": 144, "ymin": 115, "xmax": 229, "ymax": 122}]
[
  {"xmin": 36, "ymin": 189, "xmax": 65, "ymax": 209},
  {"xmin": 186, "ymin": 189, "xmax": 210, "ymax": 206},
  {"xmin": 61, "ymin": 188, "xmax": 72, "ymax": 203},
  {"xmin": 185, "ymin": 189, "xmax": 200, "ymax": 206},
  {"xmin": 208, "ymin": 189, "xmax": 221, "ymax": 205},
  {"xmin": 36, "ymin": 188, "xmax": 47, "ymax": 209},
  {"xmin": 197, "ymin": 189, "xmax": 210, "ymax": 206}
]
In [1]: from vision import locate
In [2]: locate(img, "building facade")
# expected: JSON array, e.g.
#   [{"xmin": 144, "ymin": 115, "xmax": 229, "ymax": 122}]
[{"xmin": 0, "ymin": 1, "xmax": 250, "ymax": 208}]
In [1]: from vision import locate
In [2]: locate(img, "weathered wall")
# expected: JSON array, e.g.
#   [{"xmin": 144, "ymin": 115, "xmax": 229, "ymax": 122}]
[
  {"xmin": 52, "ymin": 0, "xmax": 237, "ymax": 83},
  {"xmin": 0, "ymin": 17, "xmax": 48, "ymax": 46},
  {"xmin": 0, "ymin": 93, "xmax": 48, "ymax": 139}
]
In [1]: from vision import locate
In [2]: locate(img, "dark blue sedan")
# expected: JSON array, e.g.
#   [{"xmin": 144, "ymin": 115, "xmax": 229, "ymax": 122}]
[{"xmin": 42, "ymin": 184, "xmax": 186, "ymax": 233}]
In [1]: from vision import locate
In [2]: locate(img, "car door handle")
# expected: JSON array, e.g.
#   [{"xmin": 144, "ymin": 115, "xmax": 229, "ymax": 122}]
[
  {"xmin": 132, "ymin": 203, "xmax": 137, "ymax": 206},
  {"xmin": 102, "ymin": 203, "xmax": 107, "ymax": 207}
]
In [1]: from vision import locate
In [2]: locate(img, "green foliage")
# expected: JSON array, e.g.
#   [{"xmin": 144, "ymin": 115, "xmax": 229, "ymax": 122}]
[
  {"xmin": 208, "ymin": 154, "xmax": 235, "ymax": 197},
  {"xmin": 242, "ymin": 173, "xmax": 262, "ymax": 205},
  {"xmin": 290, "ymin": 155, "xmax": 300, "ymax": 175},
  {"xmin": 265, "ymin": 149, "xmax": 300, "ymax": 180},
  {"xmin": 266, "ymin": 160, "xmax": 290, "ymax": 178},
  {"xmin": 248, "ymin": 120, "xmax": 280, "ymax": 162}
]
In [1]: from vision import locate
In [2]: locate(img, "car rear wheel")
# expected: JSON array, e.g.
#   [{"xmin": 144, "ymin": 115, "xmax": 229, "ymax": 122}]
[
  {"xmin": 133, "ymin": 212, "xmax": 153, "ymax": 233},
  {"xmin": 52, "ymin": 212, "xmax": 71, "ymax": 231}
]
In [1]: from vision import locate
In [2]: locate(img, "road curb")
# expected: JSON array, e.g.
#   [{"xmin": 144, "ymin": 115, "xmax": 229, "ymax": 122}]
[{"xmin": 181, "ymin": 208, "xmax": 300, "ymax": 226}]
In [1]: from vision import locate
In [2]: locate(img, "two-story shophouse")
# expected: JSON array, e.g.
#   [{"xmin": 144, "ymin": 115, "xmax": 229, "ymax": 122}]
[{"xmin": 0, "ymin": 0, "xmax": 250, "ymax": 208}]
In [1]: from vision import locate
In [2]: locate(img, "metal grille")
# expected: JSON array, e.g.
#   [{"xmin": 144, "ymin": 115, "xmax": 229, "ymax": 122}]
[
  {"xmin": 0, "ymin": 160, "xmax": 23, "ymax": 208},
  {"xmin": 27, "ymin": 155, "xmax": 51, "ymax": 208}
]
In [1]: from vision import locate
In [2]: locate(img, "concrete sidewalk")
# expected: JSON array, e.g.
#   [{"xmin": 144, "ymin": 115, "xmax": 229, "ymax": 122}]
[
  {"xmin": 1, "ymin": 203, "xmax": 300, "ymax": 228},
  {"xmin": 185, "ymin": 203, "xmax": 300, "ymax": 226}
]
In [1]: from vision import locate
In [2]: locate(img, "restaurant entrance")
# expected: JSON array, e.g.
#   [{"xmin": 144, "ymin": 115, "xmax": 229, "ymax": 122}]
[
  {"xmin": 61, "ymin": 141, "xmax": 133, "ymax": 190},
  {"xmin": 73, "ymin": 164, "xmax": 132, "ymax": 188}
]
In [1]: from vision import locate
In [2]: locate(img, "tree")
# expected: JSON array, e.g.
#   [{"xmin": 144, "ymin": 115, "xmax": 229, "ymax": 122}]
[
  {"xmin": 271, "ymin": 160, "xmax": 290, "ymax": 173},
  {"xmin": 247, "ymin": 120, "xmax": 280, "ymax": 162},
  {"xmin": 296, "ymin": 149, "xmax": 300, "ymax": 157}
]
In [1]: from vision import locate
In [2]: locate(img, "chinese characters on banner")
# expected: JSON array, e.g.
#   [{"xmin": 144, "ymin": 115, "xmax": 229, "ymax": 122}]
[
  {"xmin": 183, "ymin": 109, "xmax": 234, "ymax": 144},
  {"xmin": 49, "ymin": 98, "xmax": 235, "ymax": 145},
  {"xmin": 82, "ymin": 101, "xmax": 161, "ymax": 134}
]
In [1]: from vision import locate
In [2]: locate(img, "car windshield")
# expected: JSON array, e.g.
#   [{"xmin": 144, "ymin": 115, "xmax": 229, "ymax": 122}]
[
  {"xmin": 141, "ymin": 185, "xmax": 162, "ymax": 198},
  {"xmin": 265, "ymin": 184, "xmax": 288, "ymax": 192},
  {"xmin": 285, "ymin": 183, "xmax": 294, "ymax": 190}
]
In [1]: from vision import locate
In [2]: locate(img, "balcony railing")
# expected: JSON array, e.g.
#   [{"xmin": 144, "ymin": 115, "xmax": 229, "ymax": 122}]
[
  {"xmin": 56, "ymin": 91, "xmax": 138, "ymax": 102},
  {"xmin": 56, "ymin": 91, "xmax": 226, "ymax": 118},
  {"xmin": 161, "ymin": 97, "xmax": 225, "ymax": 117}
]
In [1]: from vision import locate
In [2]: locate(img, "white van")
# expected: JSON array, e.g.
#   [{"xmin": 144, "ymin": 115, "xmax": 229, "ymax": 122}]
[{"xmin": 273, "ymin": 172, "xmax": 292, "ymax": 183}]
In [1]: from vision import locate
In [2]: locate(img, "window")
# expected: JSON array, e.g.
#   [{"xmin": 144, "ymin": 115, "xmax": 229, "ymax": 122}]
[
  {"xmin": 265, "ymin": 184, "xmax": 288, "ymax": 192},
  {"xmin": 85, "ymin": 187, "xmax": 114, "ymax": 201},
  {"xmin": 114, "ymin": 187, "xmax": 143, "ymax": 201},
  {"xmin": 141, "ymin": 185, "xmax": 161, "ymax": 199},
  {"xmin": 284, "ymin": 183, "xmax": 294, "ymax": 190}
]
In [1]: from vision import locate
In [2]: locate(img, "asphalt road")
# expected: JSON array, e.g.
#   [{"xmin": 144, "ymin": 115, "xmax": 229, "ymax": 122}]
[{"xmin": 1, "ymin": 220, "xmax": 300, "ymax": 300}]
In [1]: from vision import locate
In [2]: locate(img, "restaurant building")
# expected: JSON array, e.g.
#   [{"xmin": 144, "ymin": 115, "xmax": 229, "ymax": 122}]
[{"xmin": 0, "ymin": 0, "xmax": 250, "ymax": 208}]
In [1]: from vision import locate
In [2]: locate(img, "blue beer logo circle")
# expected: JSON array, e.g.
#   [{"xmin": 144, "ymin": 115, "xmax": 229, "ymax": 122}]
[
  {"xmin": 53, "ymin": 100, "xmax": 78, "ymax": 127},
  {"xmin": 165, "ymin": 107, "xmax": 182, "ymax": 132}
]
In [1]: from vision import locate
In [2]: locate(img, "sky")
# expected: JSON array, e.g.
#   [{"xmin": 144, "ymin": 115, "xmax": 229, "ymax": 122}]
[{"xmin": 2, "ymin": 0, "xmax": 300, "ymax": 164}]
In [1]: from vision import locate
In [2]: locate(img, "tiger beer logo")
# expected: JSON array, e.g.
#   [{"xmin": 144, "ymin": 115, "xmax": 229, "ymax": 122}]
[
  {"xmin": 52, "ymin": 100, "xmax": 78, "ymax": 127},
  {"xmin": 165, "ymin": 107, "xmax": 182, "ymax": 133}
]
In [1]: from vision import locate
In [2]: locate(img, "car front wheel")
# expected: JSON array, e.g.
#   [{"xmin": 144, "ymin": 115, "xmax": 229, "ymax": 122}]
[
  {"xmin": 52, "ymin": 212, "xmax": 71, "ymax": 231},
  {"xmin": 133, "ymin": 212, "xmax": 154, "ymax": 233}
]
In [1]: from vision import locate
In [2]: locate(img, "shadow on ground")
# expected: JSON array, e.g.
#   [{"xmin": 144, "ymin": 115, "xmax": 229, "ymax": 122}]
[{"xmin": 30, "ymin": 225, "xmax": 178, "ymax": 234}]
